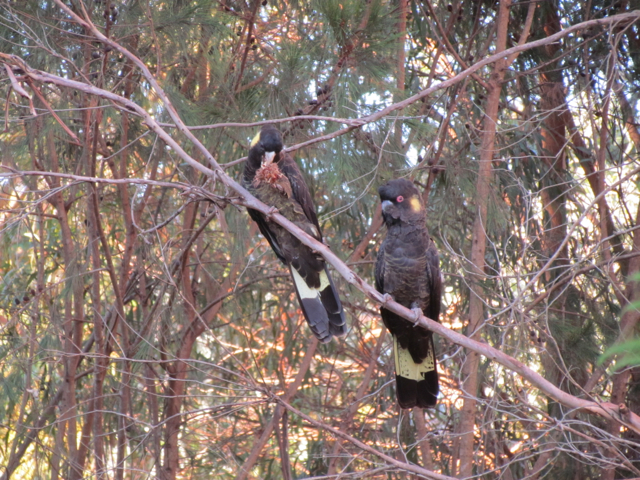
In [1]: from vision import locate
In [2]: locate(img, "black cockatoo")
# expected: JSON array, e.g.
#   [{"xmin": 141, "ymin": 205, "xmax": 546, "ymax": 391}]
[
  {"xmin": 243, "ymin": 125, "xmax": 347, "ymax": 342},
  {"xmin": 375, "ymin": 178, "xmax": 442, "ymax": 408}
]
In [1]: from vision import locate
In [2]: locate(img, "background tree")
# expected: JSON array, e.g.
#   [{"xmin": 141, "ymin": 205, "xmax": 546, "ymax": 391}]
[{"xmin": 1, "ymin": 1, "xmax": 640, "ymax": 479}]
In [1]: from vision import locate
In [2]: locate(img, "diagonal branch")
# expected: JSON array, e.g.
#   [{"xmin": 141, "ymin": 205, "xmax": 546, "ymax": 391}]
[
  {"xmin": 274, "ymin": 393, "xmax": 457, "ymax": 480},
  {"xmin": 24, "ymin": 78, "xmax": 81, "ymax": 145}
]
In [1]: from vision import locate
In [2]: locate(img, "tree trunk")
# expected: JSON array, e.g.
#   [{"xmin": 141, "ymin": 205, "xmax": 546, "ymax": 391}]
[{"xmin": 455, "ymin": 1, "xmax": 511, "ymax": 477}]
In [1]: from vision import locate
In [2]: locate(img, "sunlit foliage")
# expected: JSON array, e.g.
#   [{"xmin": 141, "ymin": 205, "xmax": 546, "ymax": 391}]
[{"xmin": 1, "ymin": 1, "xmax": 640, "ymax": 479}]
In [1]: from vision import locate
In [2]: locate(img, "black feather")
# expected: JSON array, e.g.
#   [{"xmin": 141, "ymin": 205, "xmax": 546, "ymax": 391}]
[
  {"xmin": 375, "ymin": 178, "xmax": 442, "ymax": 409},
  {"xmin": 243, "ymin": 125, "xmax": 347, "ymax": 342}
]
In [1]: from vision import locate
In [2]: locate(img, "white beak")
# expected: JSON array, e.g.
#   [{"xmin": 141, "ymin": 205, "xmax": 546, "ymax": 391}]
[
  {"xmin": 264, "ymin": 151, "xmax": 276, "ymax": 165},
  {"xmin": 381, "ymin": 200, "xmax": 393, "ymax": 212}
]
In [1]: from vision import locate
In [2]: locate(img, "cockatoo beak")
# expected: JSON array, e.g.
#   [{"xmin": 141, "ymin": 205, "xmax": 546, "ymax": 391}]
[{"xmin": 263, "ymin": 151, "xmax": 276, "ymax": 165}]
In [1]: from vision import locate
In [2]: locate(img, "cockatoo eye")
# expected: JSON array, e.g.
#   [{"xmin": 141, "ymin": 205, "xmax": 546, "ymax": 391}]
[{"xmin": 396, "ymin": 195, "xmax": 404, "ymax": 203}]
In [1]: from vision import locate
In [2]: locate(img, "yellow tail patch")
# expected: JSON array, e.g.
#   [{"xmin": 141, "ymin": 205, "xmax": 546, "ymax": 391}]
[
  {"xmin": 291, "ymin": 267, "xmax": 329, "ymax": 299},
  {"xmin": 393, "ymin": 336, "xmax": 434, "ymax": 381}
]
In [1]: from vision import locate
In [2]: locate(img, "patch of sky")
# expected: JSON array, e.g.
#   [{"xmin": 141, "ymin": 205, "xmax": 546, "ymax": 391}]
[
  {"xmin": 358, "ymin": 90, "xmax": 393, "ymax": 122},
  {"xmin": 296, "ymin": 436, "xmax": 309, "ymax": 463},
  {"xmin": 482, "ymin": 10, "xmax": 496, "ymax": 26},
  {"xmin": 406, "ymin": 144, "xmax": 420, "ymax": 167}
]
